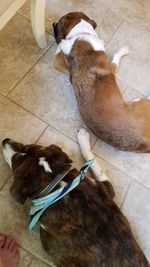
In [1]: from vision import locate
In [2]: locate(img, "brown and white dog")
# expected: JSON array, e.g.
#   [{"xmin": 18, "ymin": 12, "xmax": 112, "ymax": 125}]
[
  {"xmin": 2, "ymin": 129, "xmax": 149, "ymax": 267},
  {"xmin": 53, "ymin": 12, "xmax": 150, "ymax": 152}
]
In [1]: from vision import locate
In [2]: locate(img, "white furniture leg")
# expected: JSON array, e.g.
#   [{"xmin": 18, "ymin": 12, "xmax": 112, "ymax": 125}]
[{"xmin": 30, "ymin": 0, "xmax": 47, "ymax": 49}]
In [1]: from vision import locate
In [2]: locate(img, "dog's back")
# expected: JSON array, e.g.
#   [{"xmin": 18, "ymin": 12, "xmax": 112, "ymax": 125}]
[{"xmin": 40, "ymin": 171, "xmax": 149, "ymax": 267}]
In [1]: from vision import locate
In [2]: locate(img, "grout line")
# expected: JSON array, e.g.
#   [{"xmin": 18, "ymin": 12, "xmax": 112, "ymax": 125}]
[
  {"xmin": 120, "ymin": 179, "xmax": 132, "ymax": 209},
  {"xmin": 6, "ymin": 43, "xmax": 55, "ymax": 97},
  {"xmin": 18, "ymin": 245, "xmax": 33, "ymax": 267},
  {"xmin": 106, "ymin": 19, "xmax": 124, "ymax": 46},
  {"xmin": 91, "ymin": 137, "xmax": 98, "ymax": 150},
  {"xmin": 0, "ymin": 175, "xmax": 12, "ymax": 192},
  {"xmin": 22, "ymin": 247, "xmax": 52, "ymax": 267},
  {"xmin": 98, "ymin": 0, "xmax": 150, "ymax": 35},
  {"xmin": 123, "ymin": 85, "xmax": 146, "ymax": 98},
  {"xmin": 93, "ymin": 149, "xmax": 150, "ymax": 191},
  {"xmin": 34, "ymin": 125, "xmax": 49, "ymax": 144},
  {"xmin": 18, "ymin": 8, "xmax": 30, "ymax": 16},
  {"xmin": 129, "ymin": 178, "xmax": 150, "ymax": 192},
  {"xmin": 28, "ymin": 259, "xmax": 51, "ymax": 267},
  {"xmin": 0, "ymin": 92, "xmax": 79, "ymax": 145},
  {"xmin": 22, "ymin": 13, "xmax": 54, "ymax": 36}
]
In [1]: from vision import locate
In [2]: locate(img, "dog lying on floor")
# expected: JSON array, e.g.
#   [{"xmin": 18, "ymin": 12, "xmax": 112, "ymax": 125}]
[
  {"xmin": 53, "ymin": 12, "xmax": 150, "ymax": 152},
  {"xmin": 2, "ymin": 128, "xmax": 149, "ymax": 267}
]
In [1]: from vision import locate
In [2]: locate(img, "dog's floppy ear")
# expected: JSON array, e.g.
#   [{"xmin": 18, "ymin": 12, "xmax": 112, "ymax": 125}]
[
  {"xmin": 80, "ymin": 12, "xmax": 97, "ymax": 29},
  {"xmin": 53, "ymin": 50, "xmax": 69, "ymax": 73},
  {"xmin": 89, "ymin": 19, "xmax": 97, "ymax": 29}
]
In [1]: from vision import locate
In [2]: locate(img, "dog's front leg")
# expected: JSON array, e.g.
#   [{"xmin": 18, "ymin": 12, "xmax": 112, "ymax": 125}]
[
  {"xmin": 77, "ymin": 128, "xmax": 109, "ymax": 182},
  {"xmin": 111, "ymin": 47, "xmax": 129, "ymax": 74},
  {"xmin": 53, "ymin": 46, "xmax": 69, "ymax": 73}
]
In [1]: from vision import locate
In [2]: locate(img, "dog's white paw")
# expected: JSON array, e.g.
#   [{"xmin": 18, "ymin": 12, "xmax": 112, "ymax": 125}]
[
  {"xmin": 119, "ymin": 46, "xmax": 130, "ymax": 56},
  {"xmin": 97, "ymin": 173, "xmax": 109, "ymax": 182},
  {"xmin": 77, "ymin": 128, "xmax": 91, "ymax": 147}
]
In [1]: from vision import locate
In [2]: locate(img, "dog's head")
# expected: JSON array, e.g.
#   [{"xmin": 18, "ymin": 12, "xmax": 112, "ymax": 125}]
[
  {"xmin": 53, "ymin": 12, "xmax": 97, "ymax": 44},
  {"xmin": 2, "ymin": 138, "xmax": 72, "ymax": 204}
]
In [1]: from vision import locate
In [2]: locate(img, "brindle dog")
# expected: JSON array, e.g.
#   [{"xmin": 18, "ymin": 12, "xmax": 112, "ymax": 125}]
[{"xmin": 2, "ymin": 134, "xmax": 149, "ymax": 267}]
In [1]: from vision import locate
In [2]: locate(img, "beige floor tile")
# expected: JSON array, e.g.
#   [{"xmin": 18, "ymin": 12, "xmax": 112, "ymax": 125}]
[
  {"xmin": 0, "ymin": 157, "xmax": 11, "ymax": 190},
  {"xmin": 115, "ymin": 78, "xmax": 127, "ymax": 95},
  {"xmin": 19, "ymin": 248, "xmax": 32, "ymax": 267},
  {"xmin": 122, "ymin": 180, "xmax": 150, "ymax": 262},
  {"xmin": 95, "ymin": 156, "xmax": 131, "ymax": 207},
  {"xmin": 29, "ymin": 257, "xmax": 53, "ymax": 267},
  {"xmin": 93, "ymin": 138, "xmax": 150, "ymax": 189},
  {"xmin": 0, "ymin": 94, "xmax": 47, "ymax": 187},
  {"xmin": 99, "ymin": 0, "xmax": 150, "ymax": 33},
  {"xmin": 8, "ymin": 45, "xmax": 84, "ymax": 141},
  {"xmin": 24, "ymin": 0, "xmax": 122, "ymax": 42},
  {"xmin": 0, "ymin": 178, "xmax": 54, "ymax": 265},
  {"xmin": 18, "ymin": 1, "xmax": 29, "ymax": 15},
  {"xmin": 106, "ymin": 20, "xmax": 150, "ymax": 96},
  {"xmin": 0, "ymin": 13, "xmax": 53, "ymax": 95},
  {"xmin": 123, "ymin": 86, "xmax": 145, "ymax": 102},
  {"xmin": 0, "ymin": 95, "xmax": 46, "ymax": 143},
  {"xmin": 0, "ymin": 145, "xmax": 11, "ymax": 190}
]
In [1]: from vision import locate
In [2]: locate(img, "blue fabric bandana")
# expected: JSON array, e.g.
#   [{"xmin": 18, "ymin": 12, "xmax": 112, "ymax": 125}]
[{"xmin": 29, "ymin": 159, "xmax": 94, "ymax": 232}]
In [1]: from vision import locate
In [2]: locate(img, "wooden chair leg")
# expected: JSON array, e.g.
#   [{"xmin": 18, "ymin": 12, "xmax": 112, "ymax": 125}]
[{"xmin": 30, "ymin": 0, "xmax": 47, "ymax": 48}]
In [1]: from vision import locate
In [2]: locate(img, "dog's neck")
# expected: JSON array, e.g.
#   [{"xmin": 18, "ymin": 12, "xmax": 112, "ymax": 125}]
[{"xmin": 56, "ymin": 19, "xmax": 105, "ymax": 56}]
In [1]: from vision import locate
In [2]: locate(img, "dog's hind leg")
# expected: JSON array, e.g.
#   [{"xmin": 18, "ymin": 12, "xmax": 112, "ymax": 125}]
[
  {"xmin": 111, "ymin": 47, "xmax": 129, "ymax": 74},
  {"xmin": 77, "ymin": 128, "xmax": 109, "ymax": 182}
]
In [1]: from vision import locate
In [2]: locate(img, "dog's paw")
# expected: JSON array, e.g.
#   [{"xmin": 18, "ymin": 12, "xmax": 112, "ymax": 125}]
[
  {"xmin": 119, "ymin": 46, "xmax": 130, "ymax": 56},
  {"xmin": 97, "ymin": 173, "xmax": 109, "ymax": 182},
  {"xmin": 77, "ymin": 128, "xmax": 91, "ymax": 147}
]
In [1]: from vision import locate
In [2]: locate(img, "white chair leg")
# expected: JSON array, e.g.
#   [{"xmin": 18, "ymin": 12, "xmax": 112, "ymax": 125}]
[{"xmin": 30, "ymin": 0, "xmax": 47, "ymax": 49}]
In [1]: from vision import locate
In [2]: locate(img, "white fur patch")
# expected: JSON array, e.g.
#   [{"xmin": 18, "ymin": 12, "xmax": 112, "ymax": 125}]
[
  {"xmin": 2, "ymin": 144, "xmax": 16, "ymax": 169},
  {"xmin": 60, "ymin": 180, "xmax": 67, "ymax": 187},
  {"xmin": 133, "ymin": 98, "xmax": 140, "ymax": 102},
  {"xmin": 77, "ymin": 128, "xmax": 109, "ymax": 182},
  {"xmin": 56, "ymin": 19, "xmax": 105, "ymax": 56},
  {"xmin": 39, "ymin": 157, "xmax": 52, "ymax": 173},
  {"xmin": 112, "ymin": 47, "xmax": 129, "ymax": 67}
]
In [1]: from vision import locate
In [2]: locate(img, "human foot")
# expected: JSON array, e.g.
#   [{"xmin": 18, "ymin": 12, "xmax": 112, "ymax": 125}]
[{"xmin": 0, "ymin": 235, "xmax": 20, "ymax": 267}]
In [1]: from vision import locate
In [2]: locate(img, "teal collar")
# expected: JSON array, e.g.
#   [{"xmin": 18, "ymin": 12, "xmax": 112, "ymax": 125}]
[{"xmin": 29, "ymin": 159, "xmax": 94, "ymax": 232}]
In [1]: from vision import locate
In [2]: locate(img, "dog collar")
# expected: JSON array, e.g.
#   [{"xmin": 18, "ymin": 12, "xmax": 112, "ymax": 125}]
[{"xmin": 28, "ymin": 159, "xmax": 94, "ymax": 232}]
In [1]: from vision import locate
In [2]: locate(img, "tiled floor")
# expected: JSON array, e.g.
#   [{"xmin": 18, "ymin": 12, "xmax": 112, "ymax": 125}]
[{"xmin": 0, "ymin": 0, "xmax": 150, "ymax": 265}]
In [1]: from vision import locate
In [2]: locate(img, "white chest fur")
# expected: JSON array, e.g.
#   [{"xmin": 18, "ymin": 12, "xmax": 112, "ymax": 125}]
[{"xmin": 55, "ymin": 19, "xmax": 105, "ymax": 56}]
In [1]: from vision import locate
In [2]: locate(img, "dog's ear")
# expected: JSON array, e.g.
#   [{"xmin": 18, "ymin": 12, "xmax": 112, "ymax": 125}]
[
  {"xmin": 89, "ymin": 19, "xmax": 97, "ymax": 29},
  {"xmin": 80, "ymin": 12, "xmax": 97, "ymax": 29},
  {"xmin": 53, "ymin": 51, "xmax": 69, "ymax": 73}
]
